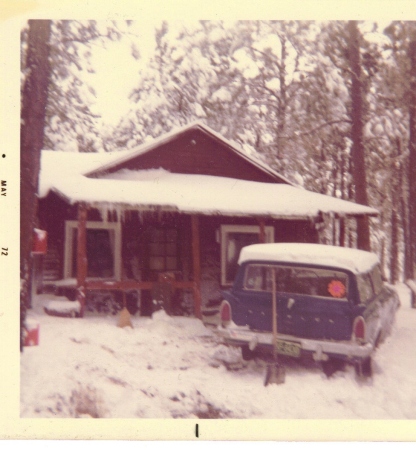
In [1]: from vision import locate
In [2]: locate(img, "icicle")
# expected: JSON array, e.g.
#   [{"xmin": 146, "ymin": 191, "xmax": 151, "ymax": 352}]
[{"xmin": 139, "ymin": 210, "xmax": 144, "ymax": 223}]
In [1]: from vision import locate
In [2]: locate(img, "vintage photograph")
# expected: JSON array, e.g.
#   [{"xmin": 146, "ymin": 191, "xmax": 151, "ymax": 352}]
[{"xmin": 19, "ymin": 17, "xmax": 416, "ymax": 424}]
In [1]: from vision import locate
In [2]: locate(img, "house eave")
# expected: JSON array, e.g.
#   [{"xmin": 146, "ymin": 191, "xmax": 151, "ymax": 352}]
[{"xmin": 46, "ymin": 191, "xmax": 378, "ymax": 221}]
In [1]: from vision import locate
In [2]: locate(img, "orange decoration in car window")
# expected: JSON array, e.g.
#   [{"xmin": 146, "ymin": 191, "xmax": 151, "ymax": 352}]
[{"xmin": 328, "ymin": 280, "xmax": 346, "ymax": 298}]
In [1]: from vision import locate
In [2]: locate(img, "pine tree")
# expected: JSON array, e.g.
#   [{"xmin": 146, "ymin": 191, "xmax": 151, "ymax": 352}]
[{"xmin": 20, "ymin": 20, "xmax": 52, "ymax": 351}]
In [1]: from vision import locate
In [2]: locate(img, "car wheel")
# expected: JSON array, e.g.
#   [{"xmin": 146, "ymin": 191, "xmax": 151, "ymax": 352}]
[{"xmin": 241, "ymin": 345, "xmax": 256, "ymax": 361}]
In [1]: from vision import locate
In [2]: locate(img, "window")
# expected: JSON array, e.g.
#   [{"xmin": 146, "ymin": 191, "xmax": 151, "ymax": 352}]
[
  {"xmin": 370, "ymin": 265, "xmax": 384, "ymax": 295},
  {"xmin": 221, "ymin": 225, "xmax": 274, "ymax": 286},
  {"xmin": 244, "ymin": 264, "xmax": 349, "ymax": 299},
  {"xmin": 148, "ymin": 228, "xmax": 179, "ymax": 273},
  {"xmin": 357, "ymin": 272, "xmax": 375, "ymax": 304},
  {"xmin": 64, "ymin": 221, "xmax": 122, "ymax": 279}
]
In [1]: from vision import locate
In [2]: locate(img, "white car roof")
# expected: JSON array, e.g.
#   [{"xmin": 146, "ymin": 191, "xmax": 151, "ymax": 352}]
[{"xmin": 238, "ymin": 243, "xmax": 380, "ymax": 274}]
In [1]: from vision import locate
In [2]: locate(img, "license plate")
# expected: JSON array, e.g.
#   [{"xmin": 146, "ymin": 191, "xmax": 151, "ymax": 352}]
[{"xmin": 276, "ymin": 340, "xmax": 301, "ymax": 358}]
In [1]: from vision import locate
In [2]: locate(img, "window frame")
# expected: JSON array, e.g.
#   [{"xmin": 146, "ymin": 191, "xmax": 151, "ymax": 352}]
[
  {"xmin": 220, "ymin": 224, "xmax": 274, "ymax": 286},
  {"xmin": 63, "ymin": 220, "xmax": 122, "ymax": 280}
]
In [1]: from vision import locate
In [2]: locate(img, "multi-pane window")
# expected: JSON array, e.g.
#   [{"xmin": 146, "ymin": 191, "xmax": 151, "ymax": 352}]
[{"xmin": 148, "ymin": 228, "xmax": 179, "ymax": 273}]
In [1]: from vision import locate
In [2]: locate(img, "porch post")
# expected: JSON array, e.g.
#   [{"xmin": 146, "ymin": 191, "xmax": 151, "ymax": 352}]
[
  {"xmin": 76, "ymin": 203, "xmax": 88, "ymax": 317},
  {"xmin": 191, "ymin": 215, "xmax": 202, "ymax": 319},
  {"xmin": 258, "ymin": 218, "xmax": 266, "ymax": 243}
]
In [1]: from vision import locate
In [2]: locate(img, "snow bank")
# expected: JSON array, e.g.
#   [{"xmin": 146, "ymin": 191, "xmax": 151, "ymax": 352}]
[
  {"xmin": 44, "ymin": 298, "xmax": 81, "ymax": 316},
  {"xmin": 20, "ymin": 285, "xmax": 416, "ymax": 419}
]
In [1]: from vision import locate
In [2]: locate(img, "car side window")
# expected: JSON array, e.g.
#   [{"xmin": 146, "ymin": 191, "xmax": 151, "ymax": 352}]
[
  {"xmin": 370, "ymin": 265, "xmax": 384, "ymax": 295},
  {"xmin": 357, "ymin": 272, "xmax": 375, "ymax": 303},
  {"xmin": 244, "ymin": 264, "xmax": 267, "ymax": 291}
]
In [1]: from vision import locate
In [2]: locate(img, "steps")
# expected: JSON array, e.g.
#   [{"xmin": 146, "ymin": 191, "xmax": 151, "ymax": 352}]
[{"xmin": 42, "ymin": 245, "xmax": 61, "ymax": 282}]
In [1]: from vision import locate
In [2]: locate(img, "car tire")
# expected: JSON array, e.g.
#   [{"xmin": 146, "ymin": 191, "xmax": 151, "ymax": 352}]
[{"xmin": 241, "ymin": 345, "xmax": 256, "ymax": 361}]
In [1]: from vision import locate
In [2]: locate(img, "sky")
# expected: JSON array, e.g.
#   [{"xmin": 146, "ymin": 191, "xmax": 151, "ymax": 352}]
[
  {"xmin": 88, "ymin": 20, "xmax": 157, "ymax": 126},
  {"xmin": 88, "ymin": 20, "xmax": 200, "ymax": 127}
]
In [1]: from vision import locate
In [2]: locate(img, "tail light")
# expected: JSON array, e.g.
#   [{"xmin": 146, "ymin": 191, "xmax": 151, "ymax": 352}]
[
  {"xmin": 352, "ymin": 316, "xmax": 366, "ymax": 343},
  {"xmin": 220, "ymin": 300, "xmax": 232, "ymax": 327}
]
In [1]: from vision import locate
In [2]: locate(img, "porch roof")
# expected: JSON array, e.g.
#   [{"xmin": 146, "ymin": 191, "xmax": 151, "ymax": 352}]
[{"xmin": 40, "ymin": 163, "xmax": 378, "ymax": 219}]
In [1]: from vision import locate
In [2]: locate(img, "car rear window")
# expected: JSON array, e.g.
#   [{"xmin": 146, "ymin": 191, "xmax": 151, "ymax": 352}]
[{"xmin": 244, "ymin": 264, "xmax": 348, "ymax": 299}]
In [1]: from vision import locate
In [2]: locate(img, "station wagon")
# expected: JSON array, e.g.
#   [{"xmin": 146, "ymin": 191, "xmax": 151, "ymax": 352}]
[{"xmin": 217, "ymin": 243, "xmax": 400, "ymax": 377}]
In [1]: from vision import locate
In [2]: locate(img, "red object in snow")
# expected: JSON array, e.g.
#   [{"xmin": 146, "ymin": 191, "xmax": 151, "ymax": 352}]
[
  {"xmin": 32, "ymin": 228, "xmax": 47, "ymax": 254},
  {"xmin": 23, "ymin": 320, "xmax": 39, "ymax": 346}
]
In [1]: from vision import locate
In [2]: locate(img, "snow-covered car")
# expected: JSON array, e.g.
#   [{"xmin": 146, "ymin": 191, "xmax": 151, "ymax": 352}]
[{"xmin": 216, "ymin": 243, "xmax": 400, "ymax": 377}]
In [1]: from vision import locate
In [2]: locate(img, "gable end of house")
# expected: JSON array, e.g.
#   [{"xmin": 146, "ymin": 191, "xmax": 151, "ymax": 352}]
[{"xmin": 86, "ymin": 123, "xmax": 291, "ymax": 184}]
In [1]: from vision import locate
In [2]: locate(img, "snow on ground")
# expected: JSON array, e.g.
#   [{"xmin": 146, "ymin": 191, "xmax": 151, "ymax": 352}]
[{"xmin": 21, "ymin": 285, "xmax": 416, "ymax": 419}]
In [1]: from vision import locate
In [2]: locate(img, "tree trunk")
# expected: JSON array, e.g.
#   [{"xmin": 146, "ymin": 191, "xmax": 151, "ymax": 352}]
[
  {"xmin": 380, "ymin": 235, "xmax": 386, "ymax": 277},
  {"xmin": 347, "ymin": 20, "xmax": 371, "ymax": 251},
  {"xmin": 395, "ymin": 136, "xmax": 412, "ymax": 280},
  {"xmin": 20, "ymin": 20, "xmax": 52, "ymax": 351},
  {"xmin": 408, "ymin": 40, "xmax": 416, "ymax": 279},
  {"xmin": 389, "ymin": 208, "xmax": 400, "ymax": 283},
  {"xmin": 401, "ymin": 187, "xmax": 412, "ymax": 280},
  {"xmin": 276, "ymin": 36, "xmax": 287, "ymax": 159}
]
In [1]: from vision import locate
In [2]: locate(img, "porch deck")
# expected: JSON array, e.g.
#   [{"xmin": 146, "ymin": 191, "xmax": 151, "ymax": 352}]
[{"xmin": 42, "ymin": 276, "xmax": 220, "ymax": 325}]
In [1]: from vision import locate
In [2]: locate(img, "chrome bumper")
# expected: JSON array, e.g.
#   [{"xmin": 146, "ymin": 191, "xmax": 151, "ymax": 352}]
[{"xmin": 216, "ymin": 323, "xmax": 374, "ymax": 361}]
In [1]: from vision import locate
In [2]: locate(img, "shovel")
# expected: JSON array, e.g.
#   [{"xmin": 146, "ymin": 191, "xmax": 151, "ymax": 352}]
[{"xmin": 264, "ymin": 268, "xmax": 285, "ymax": 386}]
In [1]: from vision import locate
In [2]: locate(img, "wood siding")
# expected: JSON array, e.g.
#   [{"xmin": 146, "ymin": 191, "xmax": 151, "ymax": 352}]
[
  {"xmin": 93, "ymin": 129, "xmax": 284, "ymax": 184},
  {"xmin": 39, "ymin": 194, "xmax": 318, "ymax": 287},
  {"xmin": 38, "ymin": 194, "xmax": 318, "ymax": 312}
]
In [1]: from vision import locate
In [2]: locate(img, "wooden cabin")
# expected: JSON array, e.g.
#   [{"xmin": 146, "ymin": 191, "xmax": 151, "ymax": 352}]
[{"xmin": 37, "ymin": 122, "xmax": 378, "ymax": 319}]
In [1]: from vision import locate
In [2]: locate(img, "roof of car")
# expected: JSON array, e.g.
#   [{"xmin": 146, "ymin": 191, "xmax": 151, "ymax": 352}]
[{"xmin": 238, "ymin": 243, "xmax": 380, "ymax": 274}]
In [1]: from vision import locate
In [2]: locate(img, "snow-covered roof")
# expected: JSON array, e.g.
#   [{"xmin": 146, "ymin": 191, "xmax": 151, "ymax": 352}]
[
  {"xmin": 39, "ymin": 122, "xmax": 379, "ymax": 219},
  {"xmin": 238, "ymin": 243, "xmax": 380, "ymax": 274},
  {"xmin": 39, "ymin": 163, "xmax": 378, "ymax": 219},
  {"xmin": 39, "ymin": 149, "xmax": 133, "ymax": 198},
  {"xmin": 84, "ymin": 121, "xmax": 293, "ymax": 185}
]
